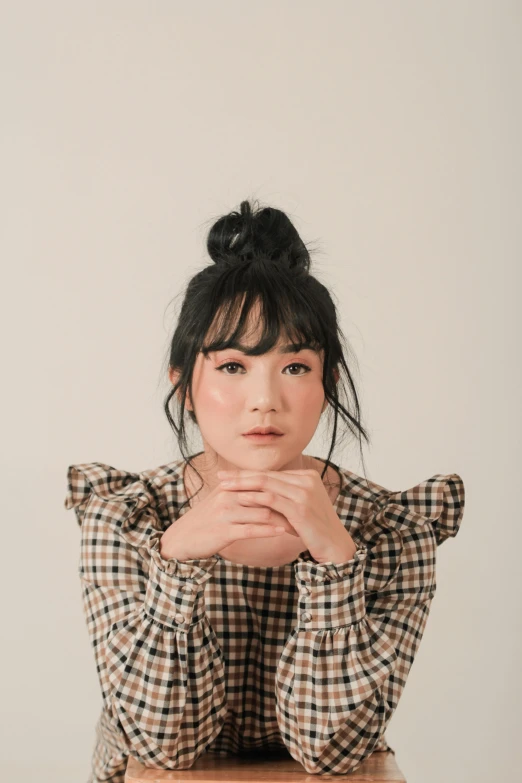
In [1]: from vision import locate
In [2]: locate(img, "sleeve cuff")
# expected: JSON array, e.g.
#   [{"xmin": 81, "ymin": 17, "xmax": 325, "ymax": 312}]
[
  {"xmin": 293, "ymin": 543, "xmax": 368, "ymax": 630},
  {"xmin": 143, "ymin": 530, "xmax": 218, "ymax": 630}
]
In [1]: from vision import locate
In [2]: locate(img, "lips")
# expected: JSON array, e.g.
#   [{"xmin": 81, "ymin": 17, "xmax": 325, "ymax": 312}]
[
  {"xmin": 243, "ymin": 426, "xmax": 284, "ymax": 435},
  {"xmin": 243, "ymin": 432, "xmax": 283, "ymax": 442}
]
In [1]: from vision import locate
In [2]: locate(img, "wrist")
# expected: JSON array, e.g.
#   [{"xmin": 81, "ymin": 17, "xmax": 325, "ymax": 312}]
[
  {"xmin": 317, "ymin": 539, "xmax": 358, "ymax": 565},
  {"xmin": 159, "ymin": 532, "xmax": 186, "ymax": 561}
]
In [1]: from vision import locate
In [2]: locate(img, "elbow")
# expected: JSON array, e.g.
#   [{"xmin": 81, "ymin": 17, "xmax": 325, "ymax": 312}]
[
  {"xmin": 284, "ymin": 701, "xmax": 388, "ymax": 775},
  {"xmin": 297, "ymin": 739, "xmax": 382, "ymax": 775}
]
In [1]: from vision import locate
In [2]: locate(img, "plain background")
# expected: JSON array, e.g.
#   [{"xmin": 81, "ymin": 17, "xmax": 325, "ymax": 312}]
[{"xmin": 1, "ymin": 2, "xmax": 520, "ymax": 781}]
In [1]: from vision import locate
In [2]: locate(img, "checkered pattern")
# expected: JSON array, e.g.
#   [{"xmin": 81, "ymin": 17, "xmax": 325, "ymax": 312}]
[{"xmin": 64, "ymin": 457, "xmax": 465, "ymax": 780}]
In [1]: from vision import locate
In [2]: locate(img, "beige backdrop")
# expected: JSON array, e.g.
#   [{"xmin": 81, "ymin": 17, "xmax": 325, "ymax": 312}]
[{"xmin": 1, "ymin": 1, "xmax": 520, "ymax": 781}]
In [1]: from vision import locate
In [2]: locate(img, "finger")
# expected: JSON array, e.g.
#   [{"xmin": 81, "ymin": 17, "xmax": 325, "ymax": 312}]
[
  {"xmin": 233, "ymin": 524, "xmax": 287, "ymax": 539},
  {"xmin": 219, "ymin": 469, "xmax": 311, "ymax": 486},
  {"xmin": 231, "ymin": 500, "xmax": 299, "ymax": 536},
  {"xmin": 232, "ymin": 491, "xmax": 299, "ymax": 535},
  {"xmin": 220, "ymin": 474, "xmax": 307, "ymax": 499},
  {"xmin": 227, "ymin": 487, "xmax": 297, "ymax": 531}
]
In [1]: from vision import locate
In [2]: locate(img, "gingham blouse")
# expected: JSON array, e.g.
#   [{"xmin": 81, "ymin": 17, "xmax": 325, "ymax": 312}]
[{"xmin": 64, "ymin": 456, "xmax": 465, "ymax": 781}]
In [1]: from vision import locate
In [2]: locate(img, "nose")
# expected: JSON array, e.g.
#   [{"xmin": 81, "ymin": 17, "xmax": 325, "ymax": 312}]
[{"xmin": 247, "ymin": 370, "xmax": 283, "ymax": 412}]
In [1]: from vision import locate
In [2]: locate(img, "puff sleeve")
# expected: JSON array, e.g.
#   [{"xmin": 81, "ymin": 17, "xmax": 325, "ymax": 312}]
[
  {"xmin": 275, "ymin": 473, "xmax": 465, "ymax": 774},
  {"xmin": 65, "ymin": 462, "xmax": 228, "ymax": 780}
]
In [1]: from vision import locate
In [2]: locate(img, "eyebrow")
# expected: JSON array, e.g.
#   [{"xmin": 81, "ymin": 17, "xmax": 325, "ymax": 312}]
[{"xmin": 211, "ymin": 340, "xmax": 318, "ymax": 355}]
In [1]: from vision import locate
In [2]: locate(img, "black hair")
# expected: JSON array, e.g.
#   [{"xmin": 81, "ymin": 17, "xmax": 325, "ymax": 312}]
[{"xmin": 162, "ymin": 198, "xmax": 372, "ymax": 509}]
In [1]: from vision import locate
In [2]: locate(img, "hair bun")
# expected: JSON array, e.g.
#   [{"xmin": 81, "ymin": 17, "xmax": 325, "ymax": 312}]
[{"xmin": 206, "ymin": 199, "xmax": 311, "ymax": 272}]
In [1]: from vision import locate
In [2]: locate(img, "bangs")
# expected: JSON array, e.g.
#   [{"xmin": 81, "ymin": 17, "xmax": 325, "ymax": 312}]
[{"xmin": 200, "ymin": 286, "xmax": 325, "ymax": 358}]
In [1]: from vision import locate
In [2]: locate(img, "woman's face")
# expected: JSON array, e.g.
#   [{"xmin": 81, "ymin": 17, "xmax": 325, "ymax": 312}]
[{"xmin": 169, "ymin": 319, "xmax": 337, "ymax": 472}]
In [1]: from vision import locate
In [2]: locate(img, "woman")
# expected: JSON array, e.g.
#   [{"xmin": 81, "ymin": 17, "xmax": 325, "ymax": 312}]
[{"xmin": 65, "ymin": 199, "xmax": 465, "ymax": 781}]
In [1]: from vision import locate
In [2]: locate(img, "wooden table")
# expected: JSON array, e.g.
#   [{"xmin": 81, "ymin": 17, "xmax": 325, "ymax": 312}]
[{"xmin": 125, "ymin": 748, "xmax": 406, "ymax": 781}]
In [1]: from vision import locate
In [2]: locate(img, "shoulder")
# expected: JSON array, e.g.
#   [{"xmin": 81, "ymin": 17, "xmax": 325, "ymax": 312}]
[
  {"xmin": 65, "ymin": 458, "xmax": 221, "ymax": 585},
  {"xmin": 336, "ymin": 465, "xmax": 466, "ymax": 596},
  {"xmin": 64, "ymin": 458, "xmax": 186, "ymax": 539},
  {"xmin": 336, "ymin": 465, "xmax": 465, "ymax": 548}
]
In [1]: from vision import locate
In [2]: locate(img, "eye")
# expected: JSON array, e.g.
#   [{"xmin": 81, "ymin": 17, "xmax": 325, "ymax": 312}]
[
  {"xmin": 285, "ymin": 362, "xmax": 312, "ymax": 376},
  {"xmin": 215, "ymin": 361, "xmax": 311, "ymax": 376}
]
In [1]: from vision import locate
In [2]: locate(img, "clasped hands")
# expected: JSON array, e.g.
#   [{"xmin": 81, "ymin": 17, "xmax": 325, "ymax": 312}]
[{"xmin": 217, "ymin": 467, "xmax": 358, "ymax": 565}]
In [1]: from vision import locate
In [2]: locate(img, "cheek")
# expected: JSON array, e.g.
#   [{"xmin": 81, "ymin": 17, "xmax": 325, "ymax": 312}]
[
  {"xmin": 191, "ymin": 363, "xmax": 239, "ymax": 413},
  {"xmin": 291, "ymin": 382, "xmax": 325, "ymax": 412},
  {"xmin": 198, "ymin": 380, "xmax": 240, "ymax": 412}
]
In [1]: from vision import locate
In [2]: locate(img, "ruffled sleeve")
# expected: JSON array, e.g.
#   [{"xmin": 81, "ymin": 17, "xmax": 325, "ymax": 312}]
[
  {"xmin": 64, "ymin": 462, "xmax": 228, "ymax": 779},
  {"xmin": 275, "ymin": 473, "xmax": 465, "ymax": 774},
  {"xmin": 369, "ymin": 472, "xmax": 465, "ymax": 547}
]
